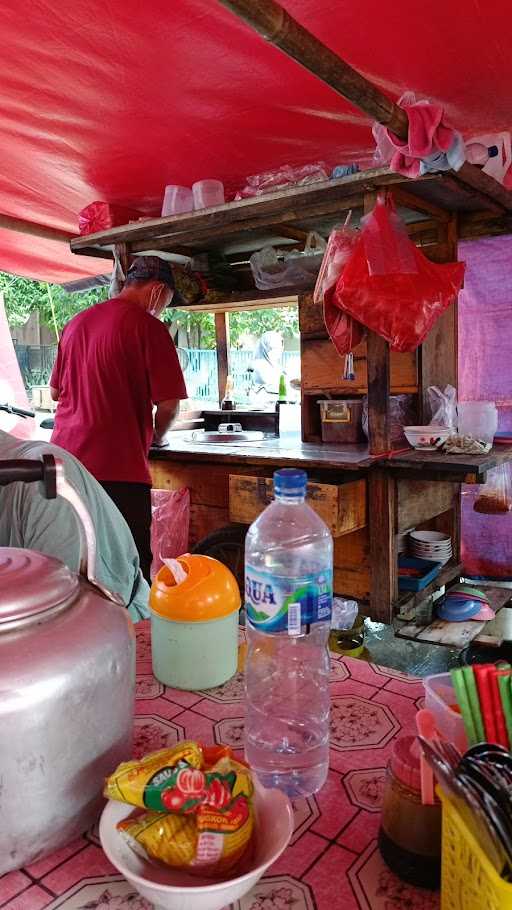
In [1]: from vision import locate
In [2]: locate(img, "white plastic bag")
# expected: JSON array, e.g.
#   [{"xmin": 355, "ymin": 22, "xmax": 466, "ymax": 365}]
[
  {"xmin": 250, "ymin": 232, "xmax": 326, "ymax": 290},
  {"xmin": 428, "ymin": 385, "xmax": 457, "ymax": 429}
]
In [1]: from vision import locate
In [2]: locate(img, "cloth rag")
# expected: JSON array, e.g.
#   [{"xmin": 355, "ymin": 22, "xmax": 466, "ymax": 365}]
[{"xmin": 380, "ymin": 93, "xmax": 465, "ymax": 178}]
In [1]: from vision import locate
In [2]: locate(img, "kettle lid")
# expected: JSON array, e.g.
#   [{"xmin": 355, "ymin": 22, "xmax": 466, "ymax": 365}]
[{"xmin": 0, "ymin": 548, "xmax": 79, "ymax": 627}]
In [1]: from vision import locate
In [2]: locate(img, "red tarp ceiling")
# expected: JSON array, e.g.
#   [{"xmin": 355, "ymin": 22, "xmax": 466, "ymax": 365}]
[{"xmin": 2, "ymin": 0, "xmax": 511, "ymax": 283}]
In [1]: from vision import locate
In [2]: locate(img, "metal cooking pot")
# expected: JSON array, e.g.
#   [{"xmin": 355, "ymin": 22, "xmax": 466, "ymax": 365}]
[{"xmin": 0, "ymin": 455, "xmax": 135, "ymax": 873}]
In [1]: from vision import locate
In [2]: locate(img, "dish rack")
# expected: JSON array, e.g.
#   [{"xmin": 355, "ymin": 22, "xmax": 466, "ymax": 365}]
[{"xmin": 439, "ymin": 789, "xmax": 512, "ymax": 909}]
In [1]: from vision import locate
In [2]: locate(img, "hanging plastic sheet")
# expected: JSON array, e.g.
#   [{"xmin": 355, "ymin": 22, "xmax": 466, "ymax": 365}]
[{"xmin": 459, "ymin": 235, "xmax": 512, "ymax": 578}]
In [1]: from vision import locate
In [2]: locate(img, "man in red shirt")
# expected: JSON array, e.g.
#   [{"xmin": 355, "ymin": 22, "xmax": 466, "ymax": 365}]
[{"xmin": 50, "ymin": 256, "xmax": 188, "ymax": 581}]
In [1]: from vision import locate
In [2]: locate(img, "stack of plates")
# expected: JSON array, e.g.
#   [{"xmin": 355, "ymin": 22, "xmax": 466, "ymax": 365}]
[{"xmin": 409, "ymin": 530, "xmax": 452, "ymax": 565}]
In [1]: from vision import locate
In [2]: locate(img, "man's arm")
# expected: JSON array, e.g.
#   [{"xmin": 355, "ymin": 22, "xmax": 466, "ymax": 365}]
[
  {"xmin": 153, "ymin": 398, "xmax": 179, "ymax": 446},
  {"xmin": 50, "ymin": 386, "xmax": 59, "ymax": 401}
]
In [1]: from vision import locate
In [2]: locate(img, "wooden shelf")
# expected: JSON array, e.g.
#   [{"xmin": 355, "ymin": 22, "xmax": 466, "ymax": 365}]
[
  {"xmin": 70, "ymin": 166, "xmax": 512, "ymax": 267},
  {"xmin": 396, "ymin": 585, "xmax": 512, "ymax": 650},
  {"xmin": 387, "ymin": 445, "xmax": 512, "ymax": 483}
]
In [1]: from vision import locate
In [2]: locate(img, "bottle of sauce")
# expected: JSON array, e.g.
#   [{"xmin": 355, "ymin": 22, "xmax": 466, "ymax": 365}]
[{"xmin": 379, "ymin": 736, "xmax": 441, "ymax": 889}]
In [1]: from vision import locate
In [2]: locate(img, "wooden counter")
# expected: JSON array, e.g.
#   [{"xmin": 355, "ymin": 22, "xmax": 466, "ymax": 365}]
[{"xmin": 150, "ymin": 432, "xmax": 376, "ymax": 472}]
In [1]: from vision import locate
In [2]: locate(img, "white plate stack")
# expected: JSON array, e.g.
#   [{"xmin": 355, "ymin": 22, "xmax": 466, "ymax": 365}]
[{"xmin": 409, "ymin": 530, "xmax": 452, "ymax": 565}]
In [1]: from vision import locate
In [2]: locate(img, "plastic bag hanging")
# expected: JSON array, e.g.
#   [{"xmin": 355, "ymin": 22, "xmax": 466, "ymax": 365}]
[
  {"xmin": 334, "ymin": 195, "xmax": 465, "ymax": 352},
  {"xmin": 474, "ymin": 465, "xmax": 512, "ymax": 514},
  {"xmin": 313, "ymin": 213, "xmax": 358, "ymax": 305}
]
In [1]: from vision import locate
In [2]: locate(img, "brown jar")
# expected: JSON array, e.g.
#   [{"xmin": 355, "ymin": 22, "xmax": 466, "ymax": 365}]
[{"xmin": 379, "ymin": 735, "xmax": 442, "ymax": 889}]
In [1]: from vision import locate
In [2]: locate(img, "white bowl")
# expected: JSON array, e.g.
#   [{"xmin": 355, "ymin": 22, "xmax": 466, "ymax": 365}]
[
  {"xmin": 99, "ymin": 781, "xmax": 293, "ymax": 910},
  {"xmin": 410, "ymin": 531, "xmax": 451, "ymax": 544},
  {"xmin": 404, "ymin": 426, "xmax": 451, "ymax": 449}
]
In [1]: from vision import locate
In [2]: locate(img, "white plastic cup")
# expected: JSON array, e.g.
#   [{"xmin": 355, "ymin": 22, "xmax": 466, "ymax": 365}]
[
  {"xmin": 192, "ymin": 179, "xmax": 225, "ymax": 210},
  {"xmin": 161, "ymin": 185, "xmax": 194, "ymax": 217}
]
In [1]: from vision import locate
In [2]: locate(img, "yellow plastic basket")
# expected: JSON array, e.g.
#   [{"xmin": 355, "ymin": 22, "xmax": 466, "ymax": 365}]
[{"xmin": 439, "ymin": 790, "xmax": 512, "ymax": 910}]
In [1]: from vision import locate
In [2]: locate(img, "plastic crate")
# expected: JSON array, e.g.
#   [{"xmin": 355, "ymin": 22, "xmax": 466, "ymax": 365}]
[
  {"xmin": 398, "ymin": 555, "xmax": 442, "ymax": 591},
  {"xmin": 439, "ymin": 790, "xmax": 512, "ymax": 910}
]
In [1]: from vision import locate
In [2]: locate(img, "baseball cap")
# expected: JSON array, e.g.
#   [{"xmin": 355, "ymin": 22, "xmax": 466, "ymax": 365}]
[{"xmin": 126, "ymin": 256, "xmax": 184, "ymax": 306}]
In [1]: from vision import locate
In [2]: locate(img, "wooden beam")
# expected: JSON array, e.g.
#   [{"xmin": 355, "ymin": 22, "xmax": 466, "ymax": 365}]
[
  {"xmin": 185, "ymin": 290, "xmax": 298, "ymax": 313},
  {"xmin": 391, "ymin": 186, "xmax": 450, "ymax": 223},
  {"xmin": 0, "ymin": 213, "xmax": 76, "ymax": 244},
  {"xmin": 215, "ymin": 311, "xmax": 231, "ymax": 403},
  {"xmin": 456, "ymin": 162, "xmax": 512, "ymax": 213},
  {"xmin": 217, "ymin": 0, "xmax": 407, "ymax": 136},
  {"xmin": 218, "ymin": 0, "xmax": 512, "ymax": 215}
]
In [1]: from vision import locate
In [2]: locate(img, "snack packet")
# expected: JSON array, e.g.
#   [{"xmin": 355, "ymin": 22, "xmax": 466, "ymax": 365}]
[{"xmin": 105, "ymin": 742, "xmax": 254, "ymax": 875}]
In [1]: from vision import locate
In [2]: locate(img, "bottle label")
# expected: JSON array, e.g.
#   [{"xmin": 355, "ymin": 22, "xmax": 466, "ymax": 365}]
[{"xmin": 245, "ymin": 565, "xmax": 332, "ymax": 633}]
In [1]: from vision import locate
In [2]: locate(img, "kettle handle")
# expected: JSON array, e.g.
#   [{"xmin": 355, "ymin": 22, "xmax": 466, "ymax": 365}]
[{"xmin": 0, "ymin": 456, "xmax": 124, "ymax": 605}]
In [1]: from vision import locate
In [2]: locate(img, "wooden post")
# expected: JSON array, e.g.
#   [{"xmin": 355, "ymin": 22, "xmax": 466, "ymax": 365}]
[
  {"xmin": 419, "ymin": 215, "xmax": 458, "ymax": 420},
  {"xmin": 367, "ymin": 332, "xmax": 391, "ymax": 454},
  {"xmin": 363, "ymin": 191, "xmax": 391, "ymax": 455},
  {"xmin": 369, "ymin": 470, "xmax": 397, "ymax": 623},
  {"xmin": 114, "ymin": 242, "xmax": 131, "ymax": 292},
  {"xmin": 215, "ymin": 311, "xmax": 230, "ymax": 404}
]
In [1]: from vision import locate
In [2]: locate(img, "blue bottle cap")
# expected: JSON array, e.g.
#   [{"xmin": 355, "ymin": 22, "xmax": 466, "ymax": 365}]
[{"xmin": 274, "ymin": 468, "xmax": 307, "ymax": 496}]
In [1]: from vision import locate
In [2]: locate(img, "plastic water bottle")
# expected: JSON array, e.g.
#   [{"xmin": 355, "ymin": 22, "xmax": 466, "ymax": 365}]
[{"xmin": 244, "ymin": 468, "xmax": 333, "ymax": 797}]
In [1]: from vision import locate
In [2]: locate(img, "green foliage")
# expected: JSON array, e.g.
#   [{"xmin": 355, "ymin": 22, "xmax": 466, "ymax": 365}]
[
  {"xmin": 1, "ymin": 271, "xmax": 298, "ymax": 350},
  {"xmin": 0, "ymin": 272, "xmax": 105, "ymax": 337},
  {"xmin": 229, "ymin": 307, "xmax": 298, "ymax": 347}
]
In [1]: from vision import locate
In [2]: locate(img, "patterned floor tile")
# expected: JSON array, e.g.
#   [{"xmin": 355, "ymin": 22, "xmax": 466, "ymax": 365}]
[
  {"xmin": 343, "ymin": 768, "xmax": 387, "ymax": 813},
  {"xmin": 330, "ymin": 696, "xmax": 400, "ymax": 752},
  {"xmin": 41, "ymin": 847, "xmax": 116, "ymax": 895},
  {"xmin": 132, "ymin": 714, "xmax": 185, "ymax": 758},
  {"xmin": 234, "ymin": 874, "xmax": 316, "ymax": 910},
  {"xmin": 2, "ymin": 886, "xmax": 53, "ymax": 910},
  {"xmin": 303, "ymin": 843, "xmax": 362, "ymax": 909},
  {"xmin": 0, "ymin": 871, "xmax": 32, "ymax": 905},
  {"xmin": 348, "ymin": 840, "xmax": 439, "ymax": 910}
]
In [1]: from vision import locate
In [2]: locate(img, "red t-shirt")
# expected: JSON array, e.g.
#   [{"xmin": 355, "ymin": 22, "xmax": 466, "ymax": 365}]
[{"xmin": 50, "ymin": 297, "xmax": 187, "ymax": 484}]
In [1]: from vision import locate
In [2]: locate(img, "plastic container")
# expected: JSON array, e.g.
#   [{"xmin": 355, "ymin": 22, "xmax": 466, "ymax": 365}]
[
  {"xmin": 438, "ymin": 789, "xmax": 512, "ymax": 910},
  {"xmin": 192, "ymin": 179, "xmax": 225, "ymax": 209},
  {"xmin": 458, "ymin": 401, "xmax": 498, "ymax": 444},
  {"xmin": 398, "ymin": 555, "xmax": 442, "ymax": 591},
  {"xmin": 317, "ymin": 399, "xmax": 364, "ymax": 443},
  {"xmin": 379, "ymin": 735, "xmax": 442, "ymax": 889},
  {"xmin": 149, "ymin": 554, "xmax": 240, "ymax": 690},
  {"xmin": 244, "ymin": 468, "xmax": 333, "ymax": 798},
  {"xmin": 423, "ymin": 672, "xmax": 467, "ymax": 752},
  {"xmin": 161, "ymin": 185, "xmax": 194, "ymax": 216}
]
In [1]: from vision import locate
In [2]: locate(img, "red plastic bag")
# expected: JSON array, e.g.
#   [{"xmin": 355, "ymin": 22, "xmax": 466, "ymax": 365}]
[
  {"xmin": 323, "ymin": 285, "xmax": 365, "ymax": 356},
  {"xmin": 150, "ymin": 488, "xmax": 190, "ymax": 579},
  {"xmin": 78, "ymin": 201, "xmax": 144, "ymax": 235},
  {"xmin": 335, "ymin": 196, "xmax": 465, "ymax": 352}
]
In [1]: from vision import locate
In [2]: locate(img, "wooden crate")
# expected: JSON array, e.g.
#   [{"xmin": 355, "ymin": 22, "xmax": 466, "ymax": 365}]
[{"xmin": 228, "ymin": 474, "xmax": 366, "ymax": 537}]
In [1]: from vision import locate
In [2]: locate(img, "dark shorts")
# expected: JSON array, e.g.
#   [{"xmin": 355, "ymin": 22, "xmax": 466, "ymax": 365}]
[{"xmin": 100, "ymin": 481, "xmax": 152, "ymax": 583}]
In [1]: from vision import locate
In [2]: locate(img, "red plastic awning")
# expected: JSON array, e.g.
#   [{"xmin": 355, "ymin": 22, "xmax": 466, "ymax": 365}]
[{"xmin": 1, "ymin": 0, "xmax": 511, "ymax": 283}]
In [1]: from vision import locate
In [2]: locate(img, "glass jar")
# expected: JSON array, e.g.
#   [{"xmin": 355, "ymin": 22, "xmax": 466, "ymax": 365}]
[{"xmin": 378, "ymin": 735, "xmax": 442, "ymax": 889}]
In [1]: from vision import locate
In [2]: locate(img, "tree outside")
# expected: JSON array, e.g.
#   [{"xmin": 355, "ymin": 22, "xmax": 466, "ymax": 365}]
[{"xmin": 2, "ymin": 272, "xmax": 299, "ymax": 349}]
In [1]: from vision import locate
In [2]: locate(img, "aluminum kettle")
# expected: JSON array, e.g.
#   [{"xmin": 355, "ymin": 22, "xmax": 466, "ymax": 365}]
[{"xmin": 0, "ymin": 455, "xmax": 136, "ymax": 873}]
